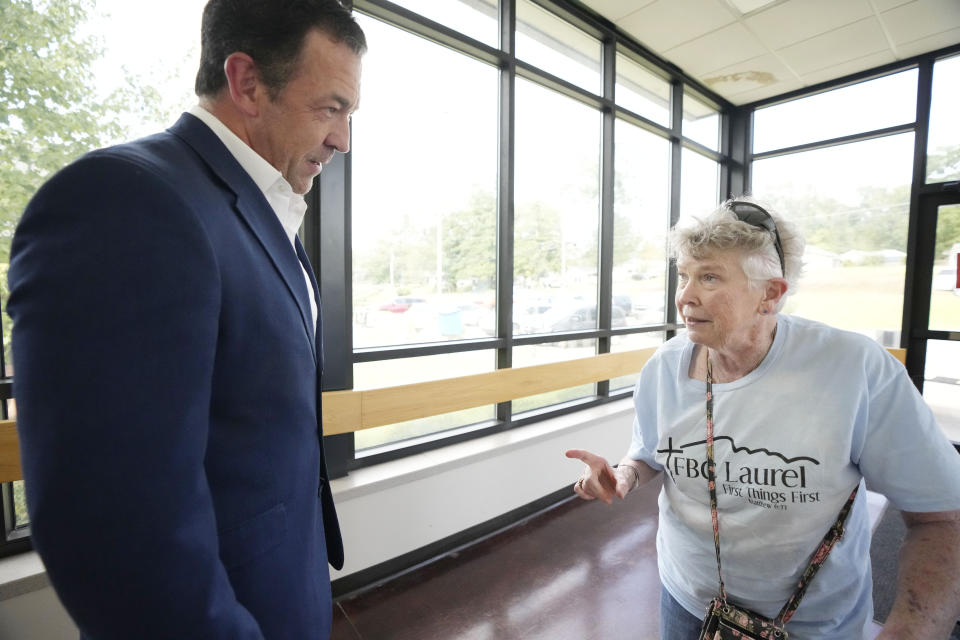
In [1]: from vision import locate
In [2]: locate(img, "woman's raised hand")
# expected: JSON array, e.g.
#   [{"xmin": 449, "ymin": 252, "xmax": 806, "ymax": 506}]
[{"xmin": 565, "ymin": 449, "xmax": 626, "ymax": 504}]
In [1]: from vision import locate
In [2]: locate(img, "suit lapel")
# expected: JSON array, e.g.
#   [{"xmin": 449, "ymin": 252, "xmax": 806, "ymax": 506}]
[{"xmin": 168, "ymin": 113, "xmax": 317, "ymax": 364}]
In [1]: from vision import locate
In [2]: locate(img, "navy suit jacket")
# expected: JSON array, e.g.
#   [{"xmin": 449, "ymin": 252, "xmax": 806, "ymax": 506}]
[{"xmin": 8, "ymin": 113, "xmax": 343, "ymax": 639}]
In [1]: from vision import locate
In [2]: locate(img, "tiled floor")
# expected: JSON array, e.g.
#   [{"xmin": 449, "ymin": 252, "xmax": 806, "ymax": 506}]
[{"xmin": 332, "ymin": 479, "xmax": 663, "ymax": 640}]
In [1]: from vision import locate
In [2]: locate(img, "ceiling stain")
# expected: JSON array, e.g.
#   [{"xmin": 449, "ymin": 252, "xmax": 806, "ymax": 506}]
[{"xmin": 703, "ymin": 70, "xmax": 777, "ymax": 87}]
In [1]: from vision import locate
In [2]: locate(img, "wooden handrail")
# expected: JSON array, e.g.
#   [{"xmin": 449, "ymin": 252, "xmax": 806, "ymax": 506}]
[
  {"xmin": 0, "ymin": 347, "xmax": 908, "ymax": 484},
  {"xmin": 0, "ymin": 420, "xmax": 20, "ymax": 485}
]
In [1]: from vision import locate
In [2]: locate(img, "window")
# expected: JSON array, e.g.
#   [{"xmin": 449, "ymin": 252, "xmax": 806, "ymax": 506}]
[
  {"xmin": 512, "ymin": 340, "xmax": 598, "ymax": 413},
  {"xmin": 342, "ymin": 0, "xmax": 700, "ymax": 466},
  {"xmin": 680, "ymin": 148, "xmax": 720, "ymax": 219},
  {"xmin": 353, "ymin": 352, "xmax": 497, "ymax": 453},
  {"xmin": 682, "ymin": 91, "xmax": 720, "ymax": 151},
  {"xmin": 0, "ymin": 0, "xmax": 203, "ymax": 555},
  {"xmin": 351, "ymin": 15, "xmax": 499, "ymax": 350},
  {"xmin": 516, "ymin": 0, "xmax": 602, "ymax": 93},
  {"xmin": 928, "ymin": 204, "xmax": 960, "ymax": 333},
  {"xmin": 616, "ymin": 53, "xmax": 671, "ymax": 126},
  {"xmin": 514, "ymin": 78, "xmax": 601, "ymax": 338},
  {"xmin": 923, "ymin": 340, "xmax": 960, "ymax": 442},
  {"xmin": 612, "ymin": 120, "xmax": 670, "ymax": 327},
  {"xmin": 927, "ymin": 54, "xmax": 960, "ymax": 184},
  {"xmin": 609, "ymin": 332, "xmax": 665, "ymax": 391},
  {"xmin": 753, "ymin": 70, "xmax": 917, "ymax": 153},
  {"xmin": 387, "ymin": 0, "xmax": 499, "ymax": 47},
  {"xmin": 752, "ymin": 134, "xmax": 916, "ymax": 344}
]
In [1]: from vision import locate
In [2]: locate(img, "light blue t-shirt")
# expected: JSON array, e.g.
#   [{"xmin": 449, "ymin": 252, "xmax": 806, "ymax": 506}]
[{"xmin": 629, "ymin": 314, "xmax": 960, "ymax": 639}]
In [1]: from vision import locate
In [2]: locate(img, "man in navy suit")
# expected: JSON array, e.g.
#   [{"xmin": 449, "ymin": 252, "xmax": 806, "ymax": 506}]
[{"xmin": 7, "ymin": 1, "xmax": 364, "ymax": 637}]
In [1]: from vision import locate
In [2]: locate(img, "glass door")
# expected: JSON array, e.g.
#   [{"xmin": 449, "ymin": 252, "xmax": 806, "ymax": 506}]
[{"xmin": 906, "ymin": 194, "xmax": 960, "ymax": 442}]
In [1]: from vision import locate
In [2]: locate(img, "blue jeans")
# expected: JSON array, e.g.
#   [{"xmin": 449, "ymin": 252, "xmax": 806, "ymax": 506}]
[{"xmin": 660, "ymin": 585, "xmax": 705, "ymax": 640}]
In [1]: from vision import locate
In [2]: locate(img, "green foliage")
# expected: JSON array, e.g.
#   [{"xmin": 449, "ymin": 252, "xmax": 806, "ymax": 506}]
[
  {"xmin": 935, "ymin": 205, "xmax": 960, "ymax": 262},
  {"xmin": 513, "ymin": 201, "xmax": 562, "ymax": 282},
  {"xmin": 441, "ymin": 191, "xmax": 496, "ymax": 291},
  {"xmin": 1, "ymin": 0, "xmax": 122, "ymax": 254},
  {"xmin": 1, "ymin": 0, "xmax": 192, "ymax": 370},
  {"xmin": 928, "ymin": 144, "xmax": 960, "ymax": 183}
]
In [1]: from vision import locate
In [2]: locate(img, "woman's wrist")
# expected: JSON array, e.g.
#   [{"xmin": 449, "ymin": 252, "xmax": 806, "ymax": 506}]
[{"xmin": 617, "ymin": 463, "xmax": 641, "ymax": 492}]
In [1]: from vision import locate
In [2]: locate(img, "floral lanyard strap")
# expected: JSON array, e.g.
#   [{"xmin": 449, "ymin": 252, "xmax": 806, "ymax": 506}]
[{"xmin": 704, "ymin": 349, "xmax": 859, "ymax": 628}]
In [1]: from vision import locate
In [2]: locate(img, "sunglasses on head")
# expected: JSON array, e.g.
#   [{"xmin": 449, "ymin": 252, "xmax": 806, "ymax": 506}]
[{"xmin": 726, "ymin": 201, "xmax": 785, "ymax": 276}]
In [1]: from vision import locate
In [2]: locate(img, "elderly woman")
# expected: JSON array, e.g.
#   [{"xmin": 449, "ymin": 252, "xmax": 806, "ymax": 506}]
[{"xmin": 568, "ymin": 198, "xmax": 960, "ymax": 639}]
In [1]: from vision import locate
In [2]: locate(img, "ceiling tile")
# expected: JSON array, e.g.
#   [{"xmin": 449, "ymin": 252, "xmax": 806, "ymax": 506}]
[
  {"xmin": 699, "ymin": 53, "xmax": 796, "ymax": 98},
  {"xmin": 578, "ymin": 0, "xmax": 656, "ymax": 22},
  {"xmin": 615, "ymin": 0, "xmax": 737, "ymax": 53},
  {"xmin": 798, "ymin": 50, "xmax": 898, "ymax": 85},
  {"xmin": 778, "ymin": 17, "xmax": 890, "ymax": 75},
  {"xmin": 880, "ymin": 0, "xmax": 960, "ymax": 46},
  {"xmin": 870, "ymin": 0, "xmax": 918, "ymax": 13},
  {"xmin": 895, "ymin": 26, "xmax": 960, "ymax": 57},
  {"xmin": 744, "ymin": 0, "xmax": 874, "ymax": 49},
  {"xmin": 665, "ymin": 23, "xmax": 769, "ymax": 76},
  {"xmin": 724, "ymin": 78, "xmax": 804, "ymax": 105}
]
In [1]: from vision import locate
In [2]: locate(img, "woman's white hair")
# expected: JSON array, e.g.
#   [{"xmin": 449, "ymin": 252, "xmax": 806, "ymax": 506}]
[{"xmin": 669, "ymin": 196, "xmax": 805, "ymax": 312}]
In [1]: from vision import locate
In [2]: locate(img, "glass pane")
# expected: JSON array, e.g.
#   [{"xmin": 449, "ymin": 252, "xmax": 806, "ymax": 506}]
[
  {"xmin": 351, "ymin": 16, "xmax": 499, "ymax": 348},
  {"xmin": 613, "ymin": 120, "xmax": 670, "ymax": 328},
  {"xmin": 753, "ymin": 69, "xmax": 917, "ymax": 153},
  {"xmin": 516, "ymin": 0, "xmax": 601, "ymax": 94},
  {"xmin": 682, "ymin": 92, "xmax": 719, "ymax": 151},
  {"xmin": 927, "ymin": 55, "xmax": 960, "ymax": 183},
  {"xmin": 680, "ymin": 148, "xmax": 719, "ymax": 220},
  {"xmin": 353, "ymin": 351, "xmax": 496, "ymax": 450},
  {"xmin": 929, "ymin": 205, "xmax": 960, "ymax": 331},
  {"xmin": 514, "ymin": 79, "xmax": 601, "ymax": 336},
  {"xmin": 923, "ymin": 340, "xmax": 960, "ymax": 443},
  {"xmin": 512, "ymin": 340, "xmax": 597, "ymax": 413},
  {"xmin": 616, "ymin": 54, "xmax": 671, "ymax": 126},
  {"xmin": 385, "ymin": 0, "xmax": 499, "ymax": 47},
  {"xmin": 610, "ymin": 332, "xmax": 665, "ymax": 391},
  {"xmin": 2, "ymin": 0, "xmax": 204, "ymax": 532},
  {"xmin": 13, "ymin": 481, "xmax": 28, "ymax": 528},
  {"xmin": 752, "ymin": 134, "xmax": 915, "ymax": 344}
]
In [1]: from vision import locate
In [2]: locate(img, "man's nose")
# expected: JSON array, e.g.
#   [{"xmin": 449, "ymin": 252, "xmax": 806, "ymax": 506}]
[{"xmin": 328, "ymin": 116, "xmax": 351, "ymax": 154}]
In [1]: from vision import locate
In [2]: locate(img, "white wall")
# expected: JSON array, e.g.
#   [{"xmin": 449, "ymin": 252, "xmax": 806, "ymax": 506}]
[
  {"xmin": 331, "ymin": 399, "xmax": 635, "ymax": 578},
  {"xmin": 0, "ymin": 398, "xmax": 635, "ymax": 634}
]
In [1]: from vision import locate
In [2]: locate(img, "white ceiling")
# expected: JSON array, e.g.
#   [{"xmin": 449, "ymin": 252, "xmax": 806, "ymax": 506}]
[{"xmin": 577, "ymin": 0, "xmax": 960, "ymax": 105}]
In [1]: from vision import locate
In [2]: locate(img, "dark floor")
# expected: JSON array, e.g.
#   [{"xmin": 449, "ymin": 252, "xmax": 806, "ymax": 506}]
[
  {"xmin": 331, "ymin": 480, "xmax": 956, "ymax": 639},
  {"xmin": 332, "ymin": 478, "xmax": 662, "ymax": 640}
]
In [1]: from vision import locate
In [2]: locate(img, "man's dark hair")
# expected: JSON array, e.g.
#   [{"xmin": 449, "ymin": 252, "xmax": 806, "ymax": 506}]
[{"xmin": 195, "ymin": 0, "xmax": 366, "ymax": 99}]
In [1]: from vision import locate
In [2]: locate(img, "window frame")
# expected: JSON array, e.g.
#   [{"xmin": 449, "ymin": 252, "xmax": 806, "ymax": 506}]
[{"xmin": 316, "ymin": 0, "xmax": 733, "ymax": 474}]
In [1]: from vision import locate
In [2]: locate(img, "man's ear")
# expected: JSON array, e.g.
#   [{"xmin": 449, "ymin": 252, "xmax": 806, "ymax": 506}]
[{"xmin": 223, "ymin": 52, "xmax": 262, "ymax": 117}]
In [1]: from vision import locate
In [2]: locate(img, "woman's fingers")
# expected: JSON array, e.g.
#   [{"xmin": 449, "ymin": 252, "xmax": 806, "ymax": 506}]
[
  {"xmin": 567, "ymin": 449, "xmax": 618, "ymax": 504},
  {"xmin": 565, "ymin": 449, "xmax": 606, "ymax": 470},
  {"xmin": 573, "ymin": 475, "xmax": 596, "ymax": 501}
]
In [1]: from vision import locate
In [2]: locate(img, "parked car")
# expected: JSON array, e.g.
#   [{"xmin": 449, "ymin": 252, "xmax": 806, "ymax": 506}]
[
  {"xmin": 933, "ymin": 266, "xmax": 958, "ymax": 292},
  {"xmin": 378, "ymin": 296, "xmax": 426, "ymax": 313},
  {"xmin": 613, "ymin": 294, "xmax": 632, "ymax": 315},
  {"xmin": 526, "ymin": 303, "xmax": 627, "ymax": 334}
]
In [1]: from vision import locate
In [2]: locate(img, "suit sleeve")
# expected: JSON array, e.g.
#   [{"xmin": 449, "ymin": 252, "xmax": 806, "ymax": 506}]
[{"xmin": 7, "ymin": 154, "xmax": 265, "ymax": 639}]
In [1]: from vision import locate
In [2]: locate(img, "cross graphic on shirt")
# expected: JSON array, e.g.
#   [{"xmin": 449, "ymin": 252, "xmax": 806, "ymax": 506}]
[{"xmin": 658, "ymin": 437, "xmax": 685, "ymax": 476}]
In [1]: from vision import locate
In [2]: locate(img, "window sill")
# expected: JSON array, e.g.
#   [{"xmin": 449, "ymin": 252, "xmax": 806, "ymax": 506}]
[
  {"xmin": 330, "ymin": 397, "xmax": 635, "ymax": 501},
  {"xmin": 0, "ymin": 551, "xmax": 48, "ymax": 601}
]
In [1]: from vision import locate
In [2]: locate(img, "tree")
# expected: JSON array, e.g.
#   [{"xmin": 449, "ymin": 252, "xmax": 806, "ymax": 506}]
[
  {"xmin": 1, "ymin": 0, "xmax": 122, "ymax": 254},
  {"xmin": 514, "ymin": 201, "xmax": 562, "ymax": 283},
  {"xmin": 928, "ymin": 143, "xmax": 960, "ymax": 183},
  {"xmin": 0, "ymin": 0, "xmax": 176, "ymax": 366},
  {"xmin": 441, "ymin": 191, "xmax": 496, "ymax": 292}
]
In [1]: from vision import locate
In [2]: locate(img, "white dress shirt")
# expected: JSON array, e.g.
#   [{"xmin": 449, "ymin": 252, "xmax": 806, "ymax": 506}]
[{"xmin": 188, "ymin": 105, "xmax": 318, "ymax": 333}]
